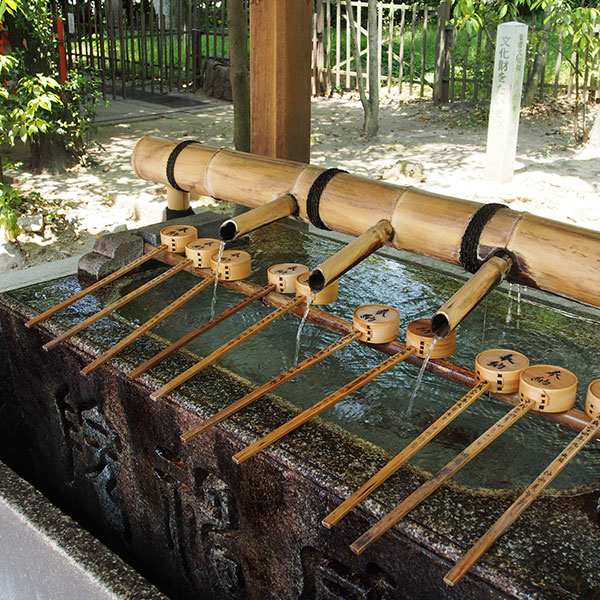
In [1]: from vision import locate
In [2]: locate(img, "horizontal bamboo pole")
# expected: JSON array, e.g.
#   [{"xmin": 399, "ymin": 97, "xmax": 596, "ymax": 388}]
[
  {"xmin": 132, "ymin": 136, "xmax": 600, "ymax": 310},
  {"xmin": 150, "ymin": 246, "xmax": 600, "ymax": 441}
]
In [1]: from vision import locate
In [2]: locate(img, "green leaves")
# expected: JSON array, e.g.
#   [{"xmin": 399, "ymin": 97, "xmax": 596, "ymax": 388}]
[{"xmin": 0, "ymin": 63, "xmax": 63, "ymax": 148}]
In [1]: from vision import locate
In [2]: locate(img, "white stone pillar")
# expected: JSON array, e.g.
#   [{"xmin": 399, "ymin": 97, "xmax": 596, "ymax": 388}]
[{"xmin": 486, "ymin": 22, "xmax": 528, "ymax": 184}]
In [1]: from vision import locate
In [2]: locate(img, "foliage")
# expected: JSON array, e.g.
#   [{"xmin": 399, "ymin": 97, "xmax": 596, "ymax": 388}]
[
  {"xmin": 0, "ymin": 56, "xmax": 63, "ymax": 148},
  {"xmin": 0, "ymin": 181, "xmax": 23, "ymax": 241},
  {"xmin": 0, "ymin": 0, "xmax": 100, "ymax": 242},
  {"xmin": 3, "ymin": 0, "xmax": 102, "ymax": 168}
]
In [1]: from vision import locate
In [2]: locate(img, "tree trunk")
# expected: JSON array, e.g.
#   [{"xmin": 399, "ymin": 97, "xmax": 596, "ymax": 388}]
[
  {"xmin": 227, "ymin": 0, "xmax": 250, "ymax": 152},
  {"xmin": 345, "ymin": 0, "xmax": 379, "ymax": 137},
  {"xmin": 523, "ymin": 11, "xmax": 550, "ymax": 106},
  {"xmin": 366, "ymin": 0, "xmax": 379, "ymax": 136}
]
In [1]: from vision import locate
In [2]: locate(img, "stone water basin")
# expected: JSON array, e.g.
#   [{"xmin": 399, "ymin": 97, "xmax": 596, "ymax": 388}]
[{"xmin": 1, "ymin": 217, "xmax": 600, "ymax": 599}]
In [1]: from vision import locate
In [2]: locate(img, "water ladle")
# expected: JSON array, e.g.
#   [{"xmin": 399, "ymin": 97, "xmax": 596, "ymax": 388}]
[
  {"xmin": 180, "ymin": 303, "xmax": 402, "ymax": 443},
  {"xmin": 322, "ymin": 348, "xmax": 529, "ymax": 528},
  {"xmin": 444, "ymin": 378, "xmax": 600, "ymax": 586},
  {"xmin": 42, "ymin": 225, "xmax": 199, "ymax": 351},
  {"xmin": 350, "ymin": 363, "xmax": 578, "ymax": 555},
  {"xmin": 79, "ymin": 238, "xmax": 242, "ymax": 376},
  {"xmin": 232, "ymin": 314, "xmax": 457, "ymax": 465},
  {"xmin": 431, "ymin": 250, "xmax": 513, "ymax": 339},
  {"xmin": 149, "ymin": 264, "xmax": 338, "ymax": 401}
]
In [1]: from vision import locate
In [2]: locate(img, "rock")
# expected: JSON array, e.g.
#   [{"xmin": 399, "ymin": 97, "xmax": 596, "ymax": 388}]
[
  {"xmin": 17, "ymin": 215, "xmax": 44, "ymax": 233},
  {"xmin": 111, "ymin": 223, "xmax": 128, "ymax": 233},
  {"xmin": 0, "ymin": 242, "xmax": 24, "ymax": 272},
  {"xmin": 202, "ymin": 58, "xmax": 232, "ymax": 101},
  {"xmin": 382, "ymin": 159, "xmax": 426, "ymax": 182}
]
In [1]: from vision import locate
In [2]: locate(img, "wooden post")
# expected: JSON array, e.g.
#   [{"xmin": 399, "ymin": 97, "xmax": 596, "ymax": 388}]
[
  {"xmin": 433, "ymin": 0, "xmax": 452, "ymax": 104},
  {"xmin": 249, "ymin": 0, "xmax": 312, "ymax": 163}
]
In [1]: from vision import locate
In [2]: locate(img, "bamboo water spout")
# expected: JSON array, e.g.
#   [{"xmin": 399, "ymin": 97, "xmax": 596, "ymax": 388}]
[
  {"xmin": 308, "ymin": 219, "xmax": 394, "ymax": 291},
  {"xmin": 431, "ymin": 251, "xmax": 514, "ymax": 339},
  {"xmin": 132, "ymin": 136, "xmax": 600, "ymax": 310},
  {"xmin": 219, "ymin": 193, "xmax": 298, "ymax": 241}
]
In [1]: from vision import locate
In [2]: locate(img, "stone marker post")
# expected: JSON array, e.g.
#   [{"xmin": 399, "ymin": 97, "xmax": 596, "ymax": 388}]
[{"xmin": 486, "ymin": 22, "xmax": 528, "ymax": 183}]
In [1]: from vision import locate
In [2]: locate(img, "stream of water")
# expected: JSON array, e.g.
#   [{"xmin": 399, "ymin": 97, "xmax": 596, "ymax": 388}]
[
  {"xmin": 210, "ymin": 241, "xmax": 225, "ymax": 319},
  {"xmin": 293, "ymin": 292, "xmax": 315, "ymax": 367}
]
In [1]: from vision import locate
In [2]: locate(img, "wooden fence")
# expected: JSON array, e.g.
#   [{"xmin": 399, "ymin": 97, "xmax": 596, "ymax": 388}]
[
  {"xmin": 56, "ymin": 0, "xmax": 594, "ymax": 103},
  {"xmin": 315, "ymin": 1, "xmax": 593, "ymax": 102},
  {"xmin": 53, "ymin": 0, "xmax": 230, "ymax": 99}
]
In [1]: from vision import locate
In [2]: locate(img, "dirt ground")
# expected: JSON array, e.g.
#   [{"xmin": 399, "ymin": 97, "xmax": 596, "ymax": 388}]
[{"xmin": 3, "ymin": 92, "xmax": 599, "ymax": 274}]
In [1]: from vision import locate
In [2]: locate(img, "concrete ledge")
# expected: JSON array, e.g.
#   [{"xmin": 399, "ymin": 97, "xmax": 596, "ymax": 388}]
[{"xmin": 0, "ymin": 460, "xmax": 167, "ymax": 600}]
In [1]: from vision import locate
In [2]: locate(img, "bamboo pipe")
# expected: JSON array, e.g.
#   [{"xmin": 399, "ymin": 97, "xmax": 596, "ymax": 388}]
[
  {"xmin": 444, "ymin": 379, "xmax": 600, "ymax": 586},
  {"xmin": 79, "ymin": 273, "xmax": 216, "ymax": 376},
  {"xmin": 42, "ymin": 260, "xmax": 193, "ymax": 352},
  {"xmin": 25, "ymin": 245, "xmax": 168, "ymax": 329},
  {"xmin": 350, "ymin": 398, "xmax": 536, "ymax": 555},
  {"xmin": 431, "ymin": 252, "xmax": 513, "ymax": 339},
  {"xmin": 166, "ymin": 185, "xmax": 190, "ymax": 211},
  {"xmin": 220, "ymin": 194, "xmax": 298, "ymax": 241},
  {"xmin": 322, "ymin": 348, "xmax": 529, "ymax": 529},
  {"xmin": 181, "ymin": 331, "xmax": 362, "ymax": 443},
  {"xmin": 232, "ymin": 347, "xmax": 416, "ymax": 465},
  {"xmin": 131, "ymin": 136, "xmax": 600, "ymax": 310},
  {"xmin": 150, "ymin": 295, "xmax": 306, "ymax": 401},
  {"xmin": 129, "ymin": 284, "xmax": 276, "ymax": 378},
  {"xmin": 308, "ymin": 219, "xmax": 394, "ymax": 291}
]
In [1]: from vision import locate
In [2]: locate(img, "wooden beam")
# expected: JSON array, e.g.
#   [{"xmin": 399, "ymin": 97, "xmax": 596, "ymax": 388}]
[{"xmin": 249, "ymin": 0, "xmax": 312, "ymax": 163}]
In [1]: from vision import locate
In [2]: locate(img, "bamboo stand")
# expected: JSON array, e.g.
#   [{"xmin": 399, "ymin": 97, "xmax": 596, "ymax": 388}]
[
  {"xmin": 350, "ymin": 364, "xmax": 578, "ymax": 555},
  {"xmin": 444, "ymin": 378, "xmax": 600, "ymax": 586},
  {"xmin": 322, "ymin": 349, "xmax": 530, "ymax": 529}
]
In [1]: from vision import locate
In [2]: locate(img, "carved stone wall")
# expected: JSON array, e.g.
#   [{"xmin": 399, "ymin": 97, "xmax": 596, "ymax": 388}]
[{"xmin": 2, "ymin": 279, "xmax": 598, "ymax": 600}]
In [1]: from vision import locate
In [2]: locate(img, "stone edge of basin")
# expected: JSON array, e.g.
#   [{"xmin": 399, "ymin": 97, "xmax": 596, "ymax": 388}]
[{"xmin": 0, "ymin": 458, "xmax": 168, "ymax": 600}]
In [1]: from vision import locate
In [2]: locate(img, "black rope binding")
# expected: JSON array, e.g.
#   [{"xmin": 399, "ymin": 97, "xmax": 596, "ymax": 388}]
[
  {"xmin": 460, "ymin": 203, "xmax": 506, "ymax": 273},
  {"xmin": 306, "ymin": 168, "xmax": 347, "ymax": 230},
  {"xmin": 166, "ymin": 140, "xmax": 198, "ymax": 192}
]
